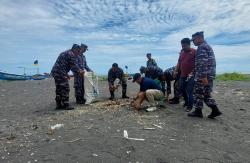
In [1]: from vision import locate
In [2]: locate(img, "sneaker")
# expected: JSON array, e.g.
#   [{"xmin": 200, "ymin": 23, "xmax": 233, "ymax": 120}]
[
  {"xmin": 183, "ymin": 103, "xmax": 188, "ymax": 108},
  {"xmin": 185, "ymin": 106, "xmax": 192, "ymax": 112},
  {"xmin": 169, "ymin": 97, "xmax": 179, "ymax": 104},
  {"xmin": 188, "ymin": 109, "xmax": 203, "ymax": 118},
  {"xmin": 146, "ymin": 106, "xmax": 157, "ymax": 112}
]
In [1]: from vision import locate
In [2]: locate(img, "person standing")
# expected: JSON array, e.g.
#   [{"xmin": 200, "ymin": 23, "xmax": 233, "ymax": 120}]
[
  {"xmin": 162, "ymin": 66, "xmax": 180, "ymax": 101},
  {"xmin": 74, "ymin": 44, "xmax": 92, "ymax": 104},
  {"xmin": 146, "ymin": 53, "xmax": 157, "ymax": 67},
  {"xmin": 108, "ymin": 63, "xmax": 129, "ymax": 100},
  {"xmin": 51, "ymin": 44, "xmax": 84, "ymax": 110},
  {"xmin": 188, "ymin": 31, "xmax": 222, "ymax": 118},
  {"xmin": 170, "ymin": 38, "xmax": 196, "ymax": 112}
]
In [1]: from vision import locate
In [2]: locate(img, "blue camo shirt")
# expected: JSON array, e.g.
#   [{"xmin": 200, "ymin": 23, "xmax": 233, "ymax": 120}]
[{"xmin": 140, "ymin": 77, "xmax": 161, "ymax": 92}]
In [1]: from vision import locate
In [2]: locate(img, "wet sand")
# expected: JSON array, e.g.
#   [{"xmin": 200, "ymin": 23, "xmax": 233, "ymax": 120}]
[{"xmin": 0, "ymin": 79, "xmax": 250, "ymax": 163}]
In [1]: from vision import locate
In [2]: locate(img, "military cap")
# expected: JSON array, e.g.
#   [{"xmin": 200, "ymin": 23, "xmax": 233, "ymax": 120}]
[
  {"xmin": 133, "ymin": 73, "xmax": 141, "ymax": 82},
  {"xmin": 112, "ymin": 63, "xmax": 118, "ymax": 68},
  {"xmin": 140, "ymin": 66, "xmax": 146, "ymax": 72},
  {"xmin": 192, "ymin": 31, "xmax": 204, "ymax": 39},
  {"xmin": 80, "ymin": 43, "xmax": 88, "ymax": 51}
]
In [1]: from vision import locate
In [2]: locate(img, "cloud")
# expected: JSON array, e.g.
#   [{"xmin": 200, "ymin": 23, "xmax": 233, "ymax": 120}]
[{"xmin": 0, "ymin": 0, "xmax": 249, "ymax": 74}]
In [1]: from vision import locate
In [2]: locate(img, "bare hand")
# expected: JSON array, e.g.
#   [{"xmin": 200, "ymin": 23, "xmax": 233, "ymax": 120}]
[
  {"xmin": 79, "ymin": 70, "xmax": 85, "ymax": 77},
  {"xmin": 201, "ymin": 77, "xmax": 208, "ymax": 86},
  {"xmin": 65, "ymin": 75, "xmax": 70, "ymax": 80},
  {"xmin": 173, "ymin": 71, "xmax": 178, "ymax": 79}
]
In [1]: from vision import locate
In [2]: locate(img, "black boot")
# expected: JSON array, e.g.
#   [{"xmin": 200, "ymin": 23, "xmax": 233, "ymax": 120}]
[
  {"xmin": 76, "ymin": 97, "xmax": 85, "ymax": 104},
  {"xmin": 188, "ymin": 108, "xmax": 203, "ymax": 118},
  {"xmin": 61, "ymin": 103, "xmax": 74, "ymax": 110},
  {"xmin": 122, "ymin": 93, "xmax": 129, "ymax": 99},
  {"xmin": 122, "ymin": 95, "xmax": 129, "ymax": 99},
  {"xmin": 122, "ymin": 87, "xmax": 129, "ymax": 99},
  {"xmin": 169, "ymin": 97, "xmax": 179, "ymax": 104},
  {"xmin": 55, "ymin": 100, "xmax": 62, "ymax": 110},
  {"xmin": 208, "ymin": 105, "xmax": 222, "ymax": 119},
  {"xmin": 55, "ymin": 96, "xmax": 62, "ymax": 110},
  {"xmin": 109, "ymin": 91, "xmax": 114, "ymax": 100}
]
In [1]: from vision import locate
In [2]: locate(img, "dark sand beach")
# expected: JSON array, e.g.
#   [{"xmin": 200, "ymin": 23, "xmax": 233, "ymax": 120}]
[{"xmin": 0, "ymin": 79, "xmax": 250, "ymax": 163}]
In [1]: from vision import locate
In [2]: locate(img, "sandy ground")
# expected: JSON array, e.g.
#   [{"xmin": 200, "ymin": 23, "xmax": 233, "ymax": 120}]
[{"xmin": 0, "ymin": 78, "xmax": 250, "ymax": 163}]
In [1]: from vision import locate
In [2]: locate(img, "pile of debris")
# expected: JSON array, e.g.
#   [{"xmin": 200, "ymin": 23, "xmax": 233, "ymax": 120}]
[{"xmin": 92, "ymin": 99, "xmax": 132, "ymax": 110}]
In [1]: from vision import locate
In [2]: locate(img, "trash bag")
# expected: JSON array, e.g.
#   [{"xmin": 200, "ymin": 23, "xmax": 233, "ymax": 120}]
[{"xmin": 84, "ymin": 72, "xmax": 99, "ymax": 104}]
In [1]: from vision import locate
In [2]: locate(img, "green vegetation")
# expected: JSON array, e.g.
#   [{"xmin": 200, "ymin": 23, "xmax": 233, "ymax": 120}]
[
  {"xmin": 98, "ymin": 75, "xmax": 108, "ymax": 81},
  {"xmin": 216, "ymin": 72, "xmax": 249, "ymax": 81}
]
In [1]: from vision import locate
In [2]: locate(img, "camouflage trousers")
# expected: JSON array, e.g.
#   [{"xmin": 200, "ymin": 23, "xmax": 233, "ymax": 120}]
[
  {"xmin": 54, "ymin": 77, "xmax": 70, "ymax": 104},
  {"xmin": 109, "ymin": 77, "xmax": 127, "ymax": 95},
  {"xmin": 193, "ymin": 79, "xmax": 217, "ymax": 110},
  {"xmin": 74, "ymin": 75, "xmax": 84, "ymax": 100}
]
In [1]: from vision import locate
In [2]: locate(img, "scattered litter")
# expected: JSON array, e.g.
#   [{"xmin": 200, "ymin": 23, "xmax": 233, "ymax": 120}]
[
  {"xmin": 146, "ymin": 107, "xmax": 157, "ymax": 112},
  {"xmin": 123, "ymin": 130, "xmax": 145, "ymax": 141},
  {"xmin": 126, "ymin": 151, "xmax": 131, "ymax": 154},
  {"xmin": 124, "ymin": 130, "xmax": 128, "ymax": 138},
  {"xmin": 48, "ymin": 124, "xmax": 64, "ymax": 135},
  {"xmin": 152, "ymin": 124, "xmax": 162, "ymax": 129},
  {"xmin": 170, "ymin": 139, "xmax": 176, "ymax": 141},
  {"xmin": 30, "ymin": 153, "xmax": 34, "ymax": 156},
  {"xmin": 92, "ymin": 153, "xmax": 98, "ymax": 157},
  {"xmin": 143, "ymin": 128, "xmax": 156, "ymax": 130},
  {"xmin": 65, "ymin": 138, "xmax": 81, "ymax": 143}
]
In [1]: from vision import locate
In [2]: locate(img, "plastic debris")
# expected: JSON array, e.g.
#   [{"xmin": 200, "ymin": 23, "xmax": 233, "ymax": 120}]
[
  {"xmin": 143, "ymin": 128, "xmax": 156, "ymax": 130},
  {"xmin": 65, "ymin": 138, "xmax": 81, "ymax": 143},
  {"xmin": 48, "ymin": 124, "xmax": 64, "ymax": 135},
  {"xmin": 123, "ymin": 130, "xmax": 145, "ymax": 141},
  {"xmin": 146, "ymin": 106, "xmax": 157, "ymax": 112},
  {"xmin": 152, "ymin": 124, "xmax": 162, "ymax": 129}
]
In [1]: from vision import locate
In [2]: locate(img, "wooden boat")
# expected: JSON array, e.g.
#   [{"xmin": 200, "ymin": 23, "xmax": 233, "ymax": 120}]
[
  {"xmin": 0, "ymin": 72, "xmax": 31, "ymax": 80},
  {"xmin": 0, "ymin": 72, "xmax": 46, "ymax": 81}
]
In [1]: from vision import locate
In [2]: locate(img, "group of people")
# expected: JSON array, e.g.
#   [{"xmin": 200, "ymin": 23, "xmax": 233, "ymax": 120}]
[{"xmin": 51, "ymin": 31, "xmax": 222, "ymax": 119}]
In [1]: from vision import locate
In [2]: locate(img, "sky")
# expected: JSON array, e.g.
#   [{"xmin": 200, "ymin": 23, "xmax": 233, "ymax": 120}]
[{"xmin": 0, "ymin": 0, "xmax": 250, "ymax": 75}]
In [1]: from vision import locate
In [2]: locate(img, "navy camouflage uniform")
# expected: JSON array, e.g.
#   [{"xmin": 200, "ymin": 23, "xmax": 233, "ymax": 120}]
[
  {"xmin": 144, "ymin": 66, "xmax": 165, "ymax": 94},
  {"xmin": 51, "ymin": 49, "xmax": 82, "ymax": 106},
  {"xmin": 193, "ymin": 41, "xmax": 217, "ymax": 110},
  {"xmin": 108, "ymin": 67, "xmax": 127, "ymax": 97},
  {"xmin": 74, "ymin": 54, "xmax": 92, "ymax": 102},
  {"xmin": 163, "ymin": 66, "xmax": 180, "ymax": 97},
  {"xmin": 147, "ymin": 59, "xmax": 157, "ymax": 67}
]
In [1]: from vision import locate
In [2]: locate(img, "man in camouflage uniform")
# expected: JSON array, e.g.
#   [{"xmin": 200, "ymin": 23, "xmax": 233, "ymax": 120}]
[
  {"xmin": 161, "ymin": 66, "xmax": 180, "ymax": 101},
  {"xmin": 73, "ymin": 44, "xmax": 92, "ymax": 104},
  {"xmin": 188, "ymin": 31, "xmax": 222, "ymax": 118},
  {"xmin": 51, "ymin": 44, "xmax": 84, "ymax": 110},
  {"xmin": 108, "ymin": 63, "xmax": 129, "ymax": 100},
  {"xmin": 146, "ymin": 53, "xmax": 157, "ymax": 67},
  {"xmin": 140, "ymin": 66, "xmax": 165, "ymax": 94}
]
